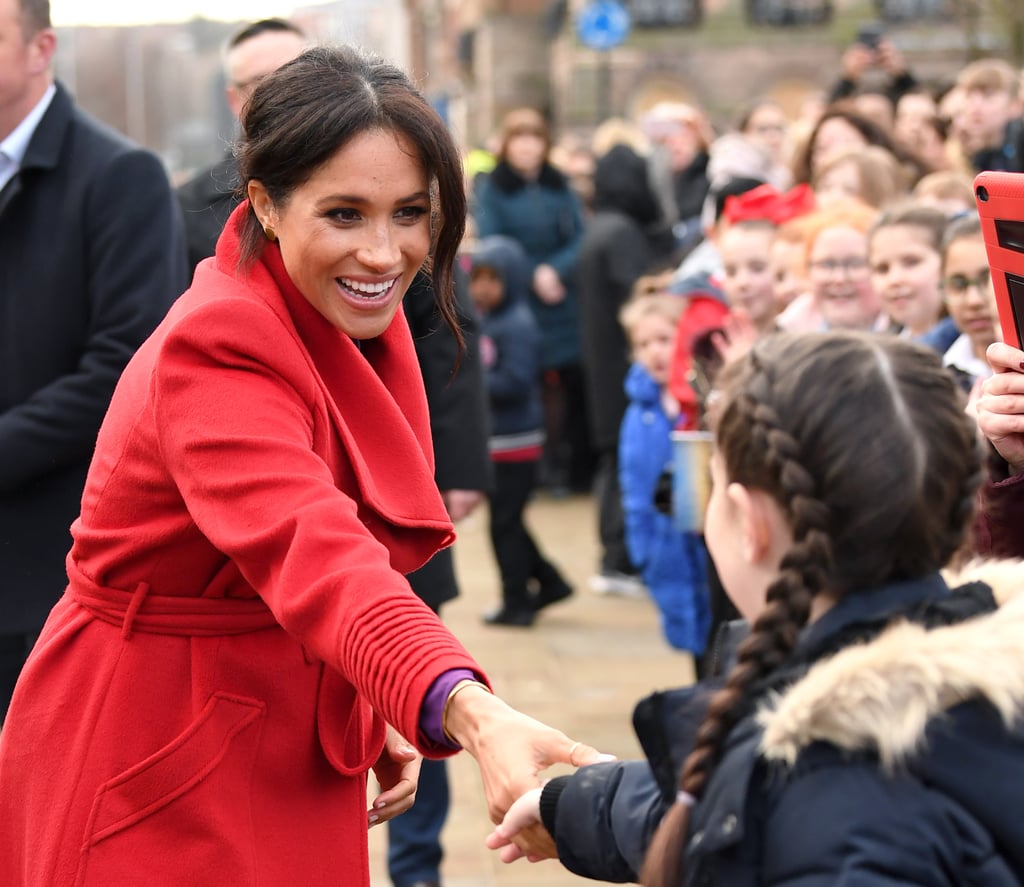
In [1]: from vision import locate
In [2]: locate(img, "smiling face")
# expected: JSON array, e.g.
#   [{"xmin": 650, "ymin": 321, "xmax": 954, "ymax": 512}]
[
  {"xmin": 248, "ymin": 128, "xmax": 431, "ymax": 340},
  {"xmin": 811, "ymin": 117, "xmax": 868, "ymax": 173},
  {"xmin": 814, "ymin": 158, "xmax": 864, "ymax": 206},
  {"xmin": 869, "ymin": 224, "xmax": 943, "ymax": 336},
  {"xmin": 943, "ymin": 234, "xmax": 1000, "ymax": 359},
  {"xmin": 809, "ymin": 224, "xmax": 880, "ymax": 331},
  {"xmin": 719, "ymin": 223, "xmax": 777, "ymax": 330}
]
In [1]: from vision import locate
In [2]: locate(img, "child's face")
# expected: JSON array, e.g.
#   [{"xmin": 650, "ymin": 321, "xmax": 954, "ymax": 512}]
[
  {"xmin": 630, "ymin": 312, "xmax": 677, "ymax": 386},
  {"xmin": 814, "ymin": 160, "xmax": 863, "ymax": 207},
  {"xmin": 771, "ymin": 238, "xmax": 809, "ymax": 310},
  {"xmin": 704, "ymin": 451, "xmax": 782, "ymax": 622},
  {"xmin": 719, "ymin": 225, "xmax": 777, "ymax": 329},
  {"xmin": 809, "ymin": 225, "xmax": 880, "ymax": 331},
  {"xmin": 744, "ymin": 103, "xmax": 789, "ymax": 160},
  {"xmin": 943, "ymin": 235, "xmax": 1001, "ymax": 359},
  {"xmin": 869, "ymin": 224, "xmax": 943, "ymax": 336},
  {"xmin": 469, "ymin": 267, "xmax": 504, "ymax": 313}
]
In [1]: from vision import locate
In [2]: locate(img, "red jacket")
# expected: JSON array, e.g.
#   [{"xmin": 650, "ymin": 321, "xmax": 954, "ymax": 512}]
[{"xmin": 0, "ymin": 207, "xmax": 486, "ymax": 886}]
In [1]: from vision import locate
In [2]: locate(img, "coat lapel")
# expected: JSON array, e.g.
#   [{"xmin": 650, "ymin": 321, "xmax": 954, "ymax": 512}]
[{"xmin": 242, "ymin": 215, "xmax": 450, "ymax": 533}]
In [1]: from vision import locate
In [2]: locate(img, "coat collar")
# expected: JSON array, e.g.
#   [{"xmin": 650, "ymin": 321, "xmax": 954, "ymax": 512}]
[
  {"xmin": 488, "ymin": 159, "xmax": 569, "ymax": 194},
  {"xmin": 689, "ymin": 562, "xmax": 1023, "ymax": 863},
  {"xmin": 794, "ymin": 571, "xmax": 950, "ymax": 660},
  {"xmin": 758, "ymin": 561, "xmax": 1024, "ymax": 768},
  {"xmin": 0, "ymin": 81, "xmax": 70, "ymax": 217},
  {"xmin": 207, "ymin": 204, "xmax": 453, "ymax": 557},
  {"xmin": 19, "ymin": 80, "xmax": 72, "ymax": 175}
]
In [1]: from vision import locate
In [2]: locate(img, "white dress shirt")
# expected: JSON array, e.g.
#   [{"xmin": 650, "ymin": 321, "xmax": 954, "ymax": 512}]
[{"xmin": 0, "ymin": 84, "xmax": 56, "ymax": 193}]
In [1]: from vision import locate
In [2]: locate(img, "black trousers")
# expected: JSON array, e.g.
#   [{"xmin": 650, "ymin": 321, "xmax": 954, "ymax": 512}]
[
  {"xmin": 540, "ymin": 364, "xmax": 597, "ymax": 493},
  {"xmin": 0, "ymin": 632, "xmax": 35, "ymax": 720},
  {"xmin": 489, "ymin": 460, "xmax": 563, "ymax": 609}
]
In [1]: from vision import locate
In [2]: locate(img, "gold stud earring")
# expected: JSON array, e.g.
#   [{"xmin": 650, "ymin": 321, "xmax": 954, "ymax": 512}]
[{"xmin": 264, "ymin": 226, "xmax": 277, "ymax": 242}]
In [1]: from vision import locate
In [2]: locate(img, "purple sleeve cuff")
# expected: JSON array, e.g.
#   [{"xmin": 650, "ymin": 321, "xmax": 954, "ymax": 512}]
[{"xmin": 419, "ymin": 668, "xmax": 479, "ymax": 749}]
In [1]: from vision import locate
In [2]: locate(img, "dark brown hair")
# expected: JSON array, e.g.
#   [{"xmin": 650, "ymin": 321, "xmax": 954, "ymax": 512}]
[
  {"xmin": 227, "ymin": 16, "xmax": 304, "ymax": 50},
  {"xmin": 235, "ymin": 45, "xmax": 467, "ymax": 348},
  {"xmin": 497, "ymin": 107, "xmax": 551, "ymax": 160},
  {"xmin": 870, "ymin": 200, "xmax": 949, "ymax": 252},
  {"xmin": 791, "ymin": 104, "xmax": 926, "ymax": 187},
  {"xmin": 642, "ymin": 330, "xmax": 982, "ymax": 886},
  {"xmin": 941, "ymin": 212, "xmax": 982, "ymax": 270}
]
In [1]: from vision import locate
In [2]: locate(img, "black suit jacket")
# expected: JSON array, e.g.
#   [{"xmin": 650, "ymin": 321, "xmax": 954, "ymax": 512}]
[{"xmin": 0, "ymin": 82, "xmax": 188, "ymax": 633}]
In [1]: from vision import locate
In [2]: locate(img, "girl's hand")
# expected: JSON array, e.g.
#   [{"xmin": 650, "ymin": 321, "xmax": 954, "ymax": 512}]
[
  {"xmin": 368, "ymin": 726, "xmax": 421, "ymax": 827},
  {"xmin": 710, "ymin": 307, "xmax": 758, "ymax": 367},
  {"xmin": 977, "ymin": 342, "xmax": 1024, "ymax": 476},
  {"xmin": 485, "ymin": 787, "xmax": 559, "ymax": 863}
]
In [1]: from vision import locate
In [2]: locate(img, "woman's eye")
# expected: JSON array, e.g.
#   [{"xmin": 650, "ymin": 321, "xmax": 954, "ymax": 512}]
[
  {"xmin": 327, "ymin": 208, "xmax": 360, "ymax": 223},
  {"xmin": 396, "ymin": 206, "xmax": 429, "ymax": 222}
]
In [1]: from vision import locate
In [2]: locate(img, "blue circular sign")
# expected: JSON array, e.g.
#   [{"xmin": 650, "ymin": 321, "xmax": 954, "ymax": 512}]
[{"xmin": 576, "ymin": 0, "xmax": 631, "ymax": 50}]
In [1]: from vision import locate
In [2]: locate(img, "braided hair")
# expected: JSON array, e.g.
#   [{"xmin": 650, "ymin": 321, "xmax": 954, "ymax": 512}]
[{"xmin": 642, "ymin": 330, "xmax": 982, "ymax": 886}]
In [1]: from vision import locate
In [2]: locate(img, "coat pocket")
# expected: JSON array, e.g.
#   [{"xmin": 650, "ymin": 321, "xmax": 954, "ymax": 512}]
[{"xmin": 76, "ymin": 692, "xmax": 265, "ymax": 887}]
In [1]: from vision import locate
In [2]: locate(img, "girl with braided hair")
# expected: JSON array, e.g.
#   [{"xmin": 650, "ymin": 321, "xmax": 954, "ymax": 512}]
[{"xmin": 487, "ymin": 330, "xmax": 1024, "ymax": 885}]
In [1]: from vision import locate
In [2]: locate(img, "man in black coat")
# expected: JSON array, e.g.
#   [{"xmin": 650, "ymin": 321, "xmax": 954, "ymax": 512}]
[
  {"xmin": 576, "ymin": 143, "xmax": 673, "ymax": 597},
  {"xmin": 176, "ymin": 17, "xmax": 307, "ymax": 276},
  {"xmin": 0, "ymin": 0, "xmax": 188, "ymax": 713}
]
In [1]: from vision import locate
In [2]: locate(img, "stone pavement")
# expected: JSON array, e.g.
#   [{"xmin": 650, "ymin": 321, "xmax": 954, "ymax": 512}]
[{"xmin": 368, "ymin": 491, "xmax": 695, "ymax": 886}]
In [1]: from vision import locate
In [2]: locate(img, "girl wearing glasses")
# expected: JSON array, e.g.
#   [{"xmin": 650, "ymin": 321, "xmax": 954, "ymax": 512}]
[
  {"xmin": 804, "ymin": 198, "xmax": 886, "ymax": 332},
  {"xmin": 940, "ymin": 213, "xmax": 1001, "ymax": 392}
]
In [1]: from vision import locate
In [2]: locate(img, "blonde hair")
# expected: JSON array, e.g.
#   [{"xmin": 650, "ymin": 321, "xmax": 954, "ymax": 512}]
[
  {"xmin": 802, "ymin": 196, "xmax": 879, "ymax": 260},
  {"xmin": 591, "ymin": 117, "xmax": 651, "ymax": 158},
  {"xmin": 618, "ymin": 293, "xmax": 685, "ymax": 341},
  {"xmin": 630, "ymin": 269, "xmax": 675, "ymax": 300},
  {"xmin": 957, "ymin": 58, "xmax": 1019, "ymax": 96},
  {"xmin": 913, "ymin": 170, "xmax": 976, "ymax": 211}
]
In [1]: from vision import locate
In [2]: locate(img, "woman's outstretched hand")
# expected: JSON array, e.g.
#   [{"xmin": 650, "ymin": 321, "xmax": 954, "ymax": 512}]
[
  {"xmin": 444, "ymin": 684, "xmax": 612, "ymax": 823},
  {"xmin": 368, "ymin": 725, "xmax": 421, "ymax": 828}
]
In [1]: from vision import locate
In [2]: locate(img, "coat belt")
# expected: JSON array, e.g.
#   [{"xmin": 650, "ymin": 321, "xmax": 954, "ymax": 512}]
[{"xmin": 66, "ymin": 559, "xmax": 279, "ymax": 639}]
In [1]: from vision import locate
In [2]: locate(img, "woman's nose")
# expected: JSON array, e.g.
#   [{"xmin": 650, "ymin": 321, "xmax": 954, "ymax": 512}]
[{"xmin": 357, "ymin": 225, "xmax": 400, "ymax": 270}]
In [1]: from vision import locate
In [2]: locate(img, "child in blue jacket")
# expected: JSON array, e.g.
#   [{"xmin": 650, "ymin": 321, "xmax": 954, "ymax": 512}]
[
  {"xmin": 618, "ymin": 293, "xmax": 710, "ymax": 656},
  {"xmin": 469, "ymin": 235, "xmax": 573, "ymax": 627}
]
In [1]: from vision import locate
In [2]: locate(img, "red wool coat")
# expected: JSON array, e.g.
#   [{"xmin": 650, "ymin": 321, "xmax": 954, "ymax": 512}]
[{"xmin": 0, "ymin": 207, "xmax": 486, "ymax": 886}]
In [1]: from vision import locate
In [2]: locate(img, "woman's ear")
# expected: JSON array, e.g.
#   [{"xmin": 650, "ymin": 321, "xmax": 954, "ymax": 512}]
[
  {"xmin": 247, "ymin": 181, "xmax": 276, "ymax": 232},
  {"xmin": 726, "ymin": 482, "xmax": 783, "ymax": 566}
]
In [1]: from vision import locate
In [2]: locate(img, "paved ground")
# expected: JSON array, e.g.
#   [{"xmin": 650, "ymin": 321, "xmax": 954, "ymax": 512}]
[{"xmin": 368, "ymin": 491, "xmax": 695, "ymax": 886}]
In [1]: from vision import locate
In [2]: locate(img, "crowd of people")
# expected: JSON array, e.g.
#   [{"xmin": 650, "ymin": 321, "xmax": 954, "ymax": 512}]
[{"xmin": 2, "ymin": 2, "xmax": 1024, "ymax": 885}]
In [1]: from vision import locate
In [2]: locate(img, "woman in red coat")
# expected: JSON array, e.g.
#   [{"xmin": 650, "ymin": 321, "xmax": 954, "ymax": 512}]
[{"xmin": 0, "ymin": 46, "xmax": 598, "ymax": 886}]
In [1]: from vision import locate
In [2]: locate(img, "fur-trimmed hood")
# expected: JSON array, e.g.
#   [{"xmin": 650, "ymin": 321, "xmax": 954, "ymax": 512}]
[{"xmin": 758, "ymin": 560, "xmax": 1024, "ymax": 767}]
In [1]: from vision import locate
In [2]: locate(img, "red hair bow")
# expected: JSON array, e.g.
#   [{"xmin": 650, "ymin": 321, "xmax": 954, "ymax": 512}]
[{"xmin": 722, "ymin": 183, "xmax": 816, "ymax": 226}]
